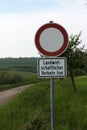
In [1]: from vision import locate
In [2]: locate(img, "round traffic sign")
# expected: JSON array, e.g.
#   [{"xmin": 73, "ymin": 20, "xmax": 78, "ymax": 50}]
[{"xmin": 35, "ymin": 22, "xmax": 68, "ymax": 57}]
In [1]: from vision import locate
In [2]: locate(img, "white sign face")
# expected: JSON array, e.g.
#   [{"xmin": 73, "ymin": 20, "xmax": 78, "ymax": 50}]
[
  {"xmin": 40, "ymin": 28, "xmax": 64, "ymax": 52},
  {"xmin": 38, "ymin": 58, "xmax": 67, "ymax": 78}
]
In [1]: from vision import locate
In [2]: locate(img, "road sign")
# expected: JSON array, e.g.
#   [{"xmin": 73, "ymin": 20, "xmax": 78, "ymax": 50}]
[
  {"xmin": 35, "ymin": 22, "xmax": 68, "ymax": 57},
  {"xmin": 38, "ymin": 58, "xmax": 67, "ymax": 78}
]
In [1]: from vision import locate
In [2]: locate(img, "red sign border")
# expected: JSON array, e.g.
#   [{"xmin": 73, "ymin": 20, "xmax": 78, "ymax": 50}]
[{"xmin": 35, "ymin": 23, "xmax": 68, "ymax": 56}]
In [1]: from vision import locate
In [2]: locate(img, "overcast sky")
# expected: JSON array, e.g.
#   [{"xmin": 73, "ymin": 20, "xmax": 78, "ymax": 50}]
[{"xmin": 0, "ymin": 0, "xmax": 87, "ymax": 57}]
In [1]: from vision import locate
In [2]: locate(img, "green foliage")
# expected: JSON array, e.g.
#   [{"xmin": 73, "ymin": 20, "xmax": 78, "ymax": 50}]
[
  {"xmin": 0, "ymin": 57, "xmax": 39, "ymax": 90},
  {"xmin": 55, "ymin": 77, "xmax": 87, "ymax": 129},
  {"xmin": 63, "ymin": 32, "xmax": 86, "ymax": 69},
  {"xmin": 0, "ymin": 71, "xmax": 23, "ymax": 84},
  {"xmin": 0, "ymin": 81, "xmax": 51, "ymax": 130},
  {"xmin": 0, "ymin": 76, "xmax": 87, "ymax": 130},
  {"xmin": 83, "ymin": 50, "xmax": 87, "ymax": 73},
  {"xmin": 23, "ymin": 109, "xmax": 50, "ymax": 130},
  {"xmin": 62, "ymin": 32, "xmax": 87, "ymax": 91},
  {"xmin": 0, "ymin": 71, "xmax": 41, "ymax": 91},
  {"xmin": 0, "ymin": 57, "xmax": 37, "ymax": 72},
  {"xmin": 73, "ymin": 68, "xmax": 87, "ymax": 76}
]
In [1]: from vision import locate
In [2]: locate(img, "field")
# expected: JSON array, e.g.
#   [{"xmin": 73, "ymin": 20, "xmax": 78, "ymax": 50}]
[
  {"xmin": 0, "ymin": 71, "xmax": 40, "ymax": 91},
  {"xmin": 0, "ymin": 76, "xmax": 87, "ymax": 130},
  {"xmin": 0, "ymin": 57, "xmax": 37, "ymax": 72},
  {"xmin": 0, "ymin": 57, "xmax": 38, "ymax": 91}
]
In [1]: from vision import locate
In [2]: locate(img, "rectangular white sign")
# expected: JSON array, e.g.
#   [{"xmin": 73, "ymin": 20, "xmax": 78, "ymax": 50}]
[{"xmin": 38, "ymin": 57, "xmax": 67, "ymax": 78}]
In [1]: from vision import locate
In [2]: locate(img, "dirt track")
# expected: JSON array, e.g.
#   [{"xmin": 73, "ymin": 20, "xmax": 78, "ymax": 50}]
[{"xmin": 0, "ymin": 84, "xmax": 33, "ymax": 106}]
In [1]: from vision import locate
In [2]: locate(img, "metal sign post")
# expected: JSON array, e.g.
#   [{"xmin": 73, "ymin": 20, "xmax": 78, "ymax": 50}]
[{"xmin": 50, "ymin": 77, "xmax": 55, "ymax": 130}]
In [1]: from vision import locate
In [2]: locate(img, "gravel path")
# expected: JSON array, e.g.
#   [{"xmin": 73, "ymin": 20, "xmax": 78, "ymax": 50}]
[{"xmin": 0, "ymin": 84, "xmax": 33, "ymax": 106}]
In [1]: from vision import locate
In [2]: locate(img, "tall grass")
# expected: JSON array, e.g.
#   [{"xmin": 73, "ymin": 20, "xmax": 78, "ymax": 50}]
[
  {"xmin": 55, "ymin": 77, "xmax": 87, "ymax": 130},
  {"xmin": 0, "ymin": 76, "xmax": 87, "ymax": 130}
]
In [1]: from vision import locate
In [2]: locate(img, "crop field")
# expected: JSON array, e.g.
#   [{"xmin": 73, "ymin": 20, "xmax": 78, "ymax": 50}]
[{"xmin": 0, "ymin": 76, "xmax": 87, "ymax": 130}]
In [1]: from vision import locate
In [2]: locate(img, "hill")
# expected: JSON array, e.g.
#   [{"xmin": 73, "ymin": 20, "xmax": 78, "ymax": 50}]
[
  {"xmin": 0, "ymin": 57, "xmax": 38, "ymax": 72},
  {"xmin": 0, "ymin": 57, "xmax": 39, "ymax": 90}
]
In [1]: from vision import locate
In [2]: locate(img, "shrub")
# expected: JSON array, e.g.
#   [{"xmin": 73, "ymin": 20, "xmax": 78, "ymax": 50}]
[{"xmin": 0, "ymin": 71, "xmax": 23, "ymax": 85}]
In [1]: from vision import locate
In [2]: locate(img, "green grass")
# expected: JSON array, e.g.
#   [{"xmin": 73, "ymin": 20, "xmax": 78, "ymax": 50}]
[
  {"xmin": 0, "ymin": 76, "xmax": 87, "ymax": 130},
  {"xmin": 55, "ymin": 77, "xmax": 87, "ymax": 130}
]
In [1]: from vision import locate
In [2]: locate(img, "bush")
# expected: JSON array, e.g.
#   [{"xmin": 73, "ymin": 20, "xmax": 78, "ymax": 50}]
[
  {"xmin": 23, "ymin": 109, "xmax": 50, "ymax": 130},
  {"xmin": 0, "ymin": 71, "xmax": 23, "ymax": 85}
]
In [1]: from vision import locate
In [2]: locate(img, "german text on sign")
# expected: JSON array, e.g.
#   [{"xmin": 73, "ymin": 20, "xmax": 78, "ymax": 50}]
[{"xmin": 38, "ymin": 58, "xmax": 67, "ymax": 78}]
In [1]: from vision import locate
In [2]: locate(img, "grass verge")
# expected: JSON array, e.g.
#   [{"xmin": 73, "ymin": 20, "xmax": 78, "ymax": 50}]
[{"xmin": 0, "ymin": 76, "xmax": 87, "ymax": 130}]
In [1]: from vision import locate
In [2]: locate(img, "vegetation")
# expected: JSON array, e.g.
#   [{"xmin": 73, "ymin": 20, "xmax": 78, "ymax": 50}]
[
  {"xmin": 0, "ymin": 52, "xmax": 87, "ymax": 91},
  {"xmin": 0, "ymin": 32, "xmax": 87, "ymax": 129},
  {"xmin": 0, "ymin": 76, "xmax": 87, "ymax": 130},
  {"xmin": 62, "ymin": 33, "xmax": 87, "ymax": 91},
  {"xmin": 0, "ymin": 57, "xmax": 37, "ymax": 72},
  {"xmin": 0, "ymin": 57, "xmax": 39, "ymax": 91},
  {"xmin": 0, "ymin": 71, "xmax": 41, "ymax": 91}
]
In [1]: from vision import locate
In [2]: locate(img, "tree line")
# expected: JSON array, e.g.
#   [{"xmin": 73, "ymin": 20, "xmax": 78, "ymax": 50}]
[{"xmin": 0, "ymin": 57, "xmax": 37, "ymax": 72}]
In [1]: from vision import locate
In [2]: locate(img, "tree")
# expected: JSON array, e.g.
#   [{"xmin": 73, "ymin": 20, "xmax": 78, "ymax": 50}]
[
  {"xmin": 62, "ymin": 32, "xmax": 86, "ymax": 91},
  {"xmin": 83, "ymin": 49, "xmax": 87, "ymax": 73}
]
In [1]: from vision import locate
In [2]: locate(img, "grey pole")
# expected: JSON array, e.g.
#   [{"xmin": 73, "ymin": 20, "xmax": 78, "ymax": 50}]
[
  {"xmin": 50, "ymin": 77, "xmax": 55, "ymax": 130},
  {"xmin": 50, "ymin": 20, "xmax": 55, "ymax": 130}
]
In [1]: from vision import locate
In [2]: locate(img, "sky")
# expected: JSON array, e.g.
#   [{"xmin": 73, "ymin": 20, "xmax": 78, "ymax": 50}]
[{"xmin": 0, "ymin": 0, "xmax": 87, "ymax": 58}]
